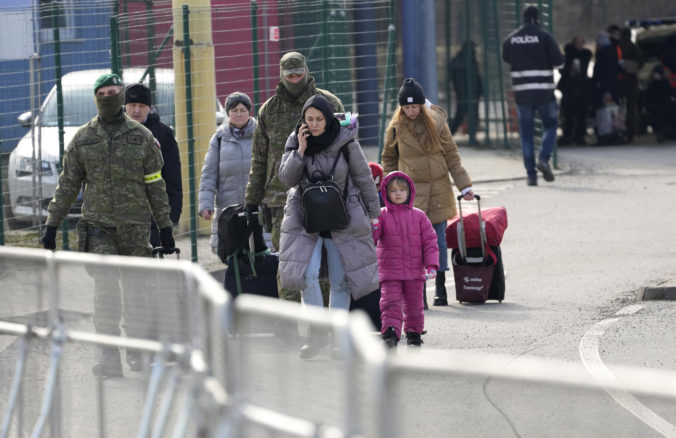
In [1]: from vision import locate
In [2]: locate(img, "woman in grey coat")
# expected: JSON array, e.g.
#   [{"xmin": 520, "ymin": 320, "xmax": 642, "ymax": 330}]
[
  {"xmin": 278, "ymin": 95, "xmax": 381, "ymax": 357},
  {"xmin": 199, "ymin": 92, "xmax": 256, "ymax": 252}
]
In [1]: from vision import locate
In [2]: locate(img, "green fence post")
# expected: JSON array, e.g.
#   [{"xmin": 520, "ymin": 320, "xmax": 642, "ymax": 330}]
[
  {"xmin": 445, "ymin": 0, "xmax": 452, "ymax": 125},
  {"xmin": 145, "ymin": 0, "xmax": 157, "ymax": 100},
  {"xmin": 322, "ymin": 1, "xmax": 330, "ymax": 79},
  {"xmin": 110, "ymin": 16, "xmax": 121, "ymax": 76},
  {"xmin": 0, "ymin": 148, "xmax": 4, "ymax": 245},
  {"xmin": 182, "ymin": 5, "xmax": 198, "ymax": 263},
  {"xmin": 250, "ymin": 0, "xmax": 260, "ymax": 112},
  {"xmin": 53, "ymin": 2, "xmax": 68, "ymax": 250},
  {"xmin": 480, "ymin": 0, "xmax": 491, "ymax": 146},
  {"xmin": 495, "ymin": 0, "xmax": 510, "ymax": 149},
  {"xmin": 378, "ymin": 0, "xmax": 397, "ymax": 160}
]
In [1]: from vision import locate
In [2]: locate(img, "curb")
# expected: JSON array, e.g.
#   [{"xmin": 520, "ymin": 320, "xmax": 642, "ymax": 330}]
[{"xmin": 637, "ymin": 278, "xmax": 676, "ymax": 300}]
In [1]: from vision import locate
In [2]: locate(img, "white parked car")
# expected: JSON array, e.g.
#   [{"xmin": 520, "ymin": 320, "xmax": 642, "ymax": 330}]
[{"xmin": 7, "ymin": 68, "xmax": 224, "ymax": 228}]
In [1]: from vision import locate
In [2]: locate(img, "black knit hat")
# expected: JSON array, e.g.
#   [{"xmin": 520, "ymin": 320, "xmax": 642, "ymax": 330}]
[
  {"xmin": 398, "ymin": 78, "xmax": 425, "ymax": 106},
  {"xmin": 522, "ymin": 5, "xmax": 539, "ymax": 22},
  {"xmin": 225, "ymin": 91, "xmax": 252, "ymax": 113},
  {"xmin": 125, "ymin": 83, "xmax": 151, "ymax": 106}
]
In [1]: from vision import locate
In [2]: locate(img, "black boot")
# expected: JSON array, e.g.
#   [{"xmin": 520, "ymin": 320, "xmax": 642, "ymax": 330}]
[
  {"xmin": 126, "ymin": 350, "xmax": 144, "ymax": 372},
  {"xmin": 92, "ymin": 347, "xmax": 123, "ymax": 378},
  {"xmin": 406, "ymin": 331, "xmax": 423, "ymax": 347},
  {"xmin": 381, "ymin": 327, "xmax": 398, "ymax": 349},
  {"xmin": 300, "ymin": 327, "xmax": 327, "ymax": 359},
  {"xmin": 433, "ymin": 271, "xmax": 448, "ymax": 306}
]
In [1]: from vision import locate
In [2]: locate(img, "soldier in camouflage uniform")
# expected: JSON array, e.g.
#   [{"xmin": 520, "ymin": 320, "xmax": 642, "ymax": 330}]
[
  {"xmin": 244, "ymin": 52, "xmax": 343, "ymax": 302},
  {"xmin": 42, "ymin": 73, "xmax": 175, "ymax": 378}
]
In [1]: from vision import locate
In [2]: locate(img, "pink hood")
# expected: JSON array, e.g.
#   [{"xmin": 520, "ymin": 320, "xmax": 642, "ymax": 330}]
[{"xmin": 380, "ymin": 171, "xmax": 416, "ymax": 211}]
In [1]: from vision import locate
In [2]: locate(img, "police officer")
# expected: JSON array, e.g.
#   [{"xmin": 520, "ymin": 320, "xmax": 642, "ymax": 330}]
[
  {"xmin": 502, "ymin": 5, "xmax": 564, "ymax": 186},
  {"xmin": 42, "ymin": 73, "xmax": 175, "ymax": 378},
  {"xmin": 244, "ymin": 52, "xmax": 343, "ymax": 302},
  {"xmin": 125, "ymin": 82, "xmax": 183, "ymax": 244}
]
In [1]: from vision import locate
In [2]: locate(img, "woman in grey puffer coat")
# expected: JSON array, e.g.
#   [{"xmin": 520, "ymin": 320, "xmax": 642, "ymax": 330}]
[
  {"xmin": 198, "ymin": 92, "xmax": 256, "ymax": 252},
  {"xmin": 278, "ymin": 95, "xmax": 381, "ymax": 320}
]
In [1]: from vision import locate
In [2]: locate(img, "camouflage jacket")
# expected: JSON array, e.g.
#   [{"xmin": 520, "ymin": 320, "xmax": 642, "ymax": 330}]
[
  {"xmin": 245, "ymin": 76, "xmax": 343, "ymax": 208},
  {"xmin": 46, "ymin": 113, "xmax": 172, "ymax": 229}
]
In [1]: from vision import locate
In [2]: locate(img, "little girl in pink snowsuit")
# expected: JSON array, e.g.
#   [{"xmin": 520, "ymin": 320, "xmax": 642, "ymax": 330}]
[{"xmin": 372, "ymin": 171, "xmax": 439, "ymax": 348}]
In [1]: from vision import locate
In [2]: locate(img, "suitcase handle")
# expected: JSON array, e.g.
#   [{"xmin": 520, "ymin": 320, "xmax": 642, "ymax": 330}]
[
  {"xmin": 455, "ymin": 194, "xmax": 487, "ymax": 262},
  {"xmin": 456, "ymin": 194, "xmax": 481, "ymax": 201}
]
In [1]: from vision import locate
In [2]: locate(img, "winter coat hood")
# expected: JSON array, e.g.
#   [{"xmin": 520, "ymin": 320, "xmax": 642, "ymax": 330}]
[{"xmin": 381, "ymin": 171, "xmax": 416, "ymax": 210}]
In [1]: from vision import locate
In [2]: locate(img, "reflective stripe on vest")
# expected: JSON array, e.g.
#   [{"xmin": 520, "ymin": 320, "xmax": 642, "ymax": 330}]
[{"xmin": 144, "ymin": 171, "xmax": 163, "ymax": 184}]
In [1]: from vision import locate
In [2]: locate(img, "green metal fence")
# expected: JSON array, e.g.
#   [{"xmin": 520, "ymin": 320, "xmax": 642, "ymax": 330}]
[{"xmin": 0, "ymin": 0, "xmax": 551, "ymax": 260}]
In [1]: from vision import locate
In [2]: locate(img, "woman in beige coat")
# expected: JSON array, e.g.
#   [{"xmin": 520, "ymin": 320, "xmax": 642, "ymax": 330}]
[{"xmin": 381, "ymin": 78, "xmax": 474, "ymax": 307}]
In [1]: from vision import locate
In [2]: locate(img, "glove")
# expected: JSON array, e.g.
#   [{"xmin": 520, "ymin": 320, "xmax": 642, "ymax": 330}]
[
  {"xmin": 245, "ymin": 203, "xmax": 259, "ymax": 214},
  {"xmin": 425, "ymin": 267, "xmax": 437, "ymax": 281},
  {"xmin": 370, "ymin": 218, "xmax": 379, "ymax": 231},
  {"xmin": 159, "ymin": 227, "xmax": 175, "ymax": 252},
  {"xmin": 42, "ymin": 225, "xmax": 57, "ymax": 250}
]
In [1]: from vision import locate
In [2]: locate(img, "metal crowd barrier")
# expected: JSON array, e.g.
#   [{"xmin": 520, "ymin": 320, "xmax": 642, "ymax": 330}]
[
  {"xmin": 0, "ymin": 246, "xmax": 229, "ymax": 438},
  {"xmin": 1, "ymin": 246, "xmax": 676, "ymax": 437}
]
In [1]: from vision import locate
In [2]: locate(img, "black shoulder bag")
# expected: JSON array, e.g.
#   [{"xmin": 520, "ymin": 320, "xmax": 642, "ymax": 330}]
[{"xmin": 300, "ymin": 145, "xmax": 350, "ymax": 233}]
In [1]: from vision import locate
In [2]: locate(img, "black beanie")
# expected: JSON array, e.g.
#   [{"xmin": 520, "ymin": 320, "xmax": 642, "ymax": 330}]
[
  {"xmin": 124, "ymin": 83, "xmax": 151, "ymax": 107},
  {"xmin": 225, "ymin": 91, "xmax": 252, "ymax": 113},
  {"xmin": 522, "ymin": 5, "xmax": 538, "ymax": 22},
  {"xmin": 398, "ymin": 78, "xmax": 425, "ymax": 106}
]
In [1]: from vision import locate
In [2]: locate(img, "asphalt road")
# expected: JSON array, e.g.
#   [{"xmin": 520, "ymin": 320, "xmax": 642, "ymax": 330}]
[{"xmin": 411, "ymin": 143, "xmax": 676, "ymax": 437}]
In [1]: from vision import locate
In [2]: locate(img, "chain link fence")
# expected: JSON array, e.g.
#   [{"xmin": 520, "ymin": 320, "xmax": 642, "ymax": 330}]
[{"xmin": 0, "ymin": 0, "xmax": 541, "ymax": 259}]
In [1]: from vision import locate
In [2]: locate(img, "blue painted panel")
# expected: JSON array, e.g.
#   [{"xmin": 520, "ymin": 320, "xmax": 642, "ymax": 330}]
[{"xmin": 0, "ymin": 1, "xmax": 113, "ymax": 153}]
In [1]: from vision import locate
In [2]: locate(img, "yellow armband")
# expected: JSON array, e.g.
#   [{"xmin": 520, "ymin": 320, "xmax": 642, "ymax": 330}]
[{"xmin": 144, "ymin": 171, "xmax": 163, "ymax": 184}]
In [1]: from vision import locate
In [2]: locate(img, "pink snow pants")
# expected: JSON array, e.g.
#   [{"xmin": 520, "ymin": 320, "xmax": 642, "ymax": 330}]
[{"xmin": 380, "ymin": 279, "xmax": 424, "ymax": 339}]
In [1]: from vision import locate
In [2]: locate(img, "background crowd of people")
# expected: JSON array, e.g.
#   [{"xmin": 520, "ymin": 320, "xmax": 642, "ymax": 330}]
[{"xmin": 557, "ymin": 24, "xmax": 676, "ymax": 145}]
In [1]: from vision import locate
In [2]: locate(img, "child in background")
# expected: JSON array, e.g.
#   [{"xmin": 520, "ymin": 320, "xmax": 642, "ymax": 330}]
[
  {"xmin": 372, "ymin": 171, "xmax": 438, "ymax": 349},
  {"xmin": 368, "ymin": 162, "xmax": 385, "ymax": 207}
]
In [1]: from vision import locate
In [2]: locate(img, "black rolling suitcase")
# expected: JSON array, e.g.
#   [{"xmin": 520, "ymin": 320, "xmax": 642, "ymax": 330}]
[{"xmin": 218, "ymin": 204, "xmax": 279, "ymax": 298}]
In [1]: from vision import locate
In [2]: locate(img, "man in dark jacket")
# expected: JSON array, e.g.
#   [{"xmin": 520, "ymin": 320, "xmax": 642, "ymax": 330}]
[
  {"xmin": 125, "ymin": 83, "xmax": 183, "ymax": 246},
  {"xmin": 450, "ymin": 40, "xmax": 483, "ymax": 135},
  {"xmin": 618, "ymin": 27, "xmax": 644, "ymax": 142},
  {"xmin": 502, "ymin": 5, "xmax": 564, "ymax": 186},
  {"xmin": 557, "ymin": 35, "xmax": 592, "ymax": 145}
]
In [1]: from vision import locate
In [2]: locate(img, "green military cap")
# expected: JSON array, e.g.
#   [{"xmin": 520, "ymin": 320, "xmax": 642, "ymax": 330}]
[
  {"xmin": 94, "ymin": 73, "xmax": 123, "ymax": 93},
  {"xmin": 280, "ymin": 52, "xmax": 306, "ymax": 75}
]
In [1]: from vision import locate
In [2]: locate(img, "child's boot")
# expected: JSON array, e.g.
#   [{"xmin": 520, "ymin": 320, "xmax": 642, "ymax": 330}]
[
  {"xmin": 381, "ymin": 327, "xmax": 398, "ymax": 349},
  {"xmin": 406, "ymin": 331, "xmax": 423, "ymax": 347},
  {"xmin": 433, "ymin": 271, "xmax": 448, "ymax": 306}
]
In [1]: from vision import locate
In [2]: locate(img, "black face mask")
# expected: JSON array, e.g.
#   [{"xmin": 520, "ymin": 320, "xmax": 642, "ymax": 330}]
[
  {"xmin": 95, "ymin": 91, "xmax": 124, "ymax": 122},
  {"xmin": 281, "ymin": 68, "xmax": 309, "ymax": 97}
]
